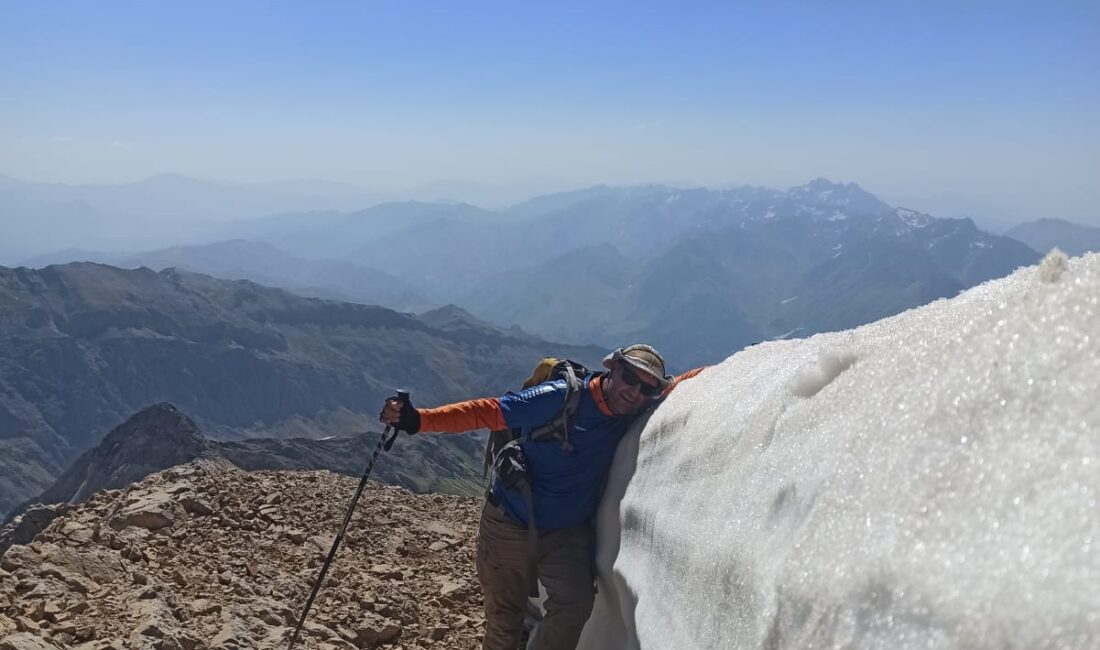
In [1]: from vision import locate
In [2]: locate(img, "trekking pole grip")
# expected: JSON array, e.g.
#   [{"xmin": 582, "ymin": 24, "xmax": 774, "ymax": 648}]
[{"xmin": 384, "ymin": 390, "xmax": 411, "ymax": 449}]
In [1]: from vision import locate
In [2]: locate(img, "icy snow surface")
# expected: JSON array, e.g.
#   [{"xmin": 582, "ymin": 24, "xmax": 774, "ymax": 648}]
[{"xmin": 578, "ymin": 250, "xmax": 1099, "ymax": 650}]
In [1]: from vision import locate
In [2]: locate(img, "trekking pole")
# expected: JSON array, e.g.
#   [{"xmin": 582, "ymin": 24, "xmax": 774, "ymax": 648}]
[{"xmin": 287, "ymin": 390, "xmax": 410, "ymax": 650}]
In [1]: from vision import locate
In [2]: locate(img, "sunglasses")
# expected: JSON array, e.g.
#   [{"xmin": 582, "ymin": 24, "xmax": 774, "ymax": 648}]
[{"xmin": 617, "ymin": 364, "xmax": 661, "ymax": 398}]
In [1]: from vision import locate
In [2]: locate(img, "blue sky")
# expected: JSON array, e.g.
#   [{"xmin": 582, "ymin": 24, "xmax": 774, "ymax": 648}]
[{"xmin": 2, "ymin": 1, "xmax": 1098, "ymax": 222}]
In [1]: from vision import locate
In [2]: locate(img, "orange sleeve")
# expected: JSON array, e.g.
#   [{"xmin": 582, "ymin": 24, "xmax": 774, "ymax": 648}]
[
  {"xmin": 418, "ymin": 398, "xmax": 507, "ymax": 433},
  {"xmin": 660, "ymin": 366, "xmax": 707, "ymax": 398}
]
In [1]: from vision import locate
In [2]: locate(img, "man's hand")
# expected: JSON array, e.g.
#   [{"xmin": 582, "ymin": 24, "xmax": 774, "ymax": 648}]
[{"xmin": 379, "ymin": 396, "xmax": 421, "ymax": 434}]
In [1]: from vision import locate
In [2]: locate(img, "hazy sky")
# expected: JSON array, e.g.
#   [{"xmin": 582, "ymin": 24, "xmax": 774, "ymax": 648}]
[{"xmin": 2, "ymin": 1, "xmax": 1098, "ymax": 223}]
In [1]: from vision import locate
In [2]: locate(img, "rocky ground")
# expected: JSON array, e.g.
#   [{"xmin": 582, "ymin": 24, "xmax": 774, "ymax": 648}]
[{"xmin": 0, "ymin": 460, "xmax": 486, "ymax": 649}]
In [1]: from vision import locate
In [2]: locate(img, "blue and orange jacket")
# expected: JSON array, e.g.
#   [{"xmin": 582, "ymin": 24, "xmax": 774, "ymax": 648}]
[{"xmin": 418, "ymin": 368, "xmax": 704, "ymax": 529}]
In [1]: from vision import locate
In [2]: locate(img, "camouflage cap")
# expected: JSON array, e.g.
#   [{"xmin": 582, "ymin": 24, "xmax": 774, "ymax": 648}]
[{"xmin": 602, "ymin": 344, "xmax": 671, "ymax": 388}]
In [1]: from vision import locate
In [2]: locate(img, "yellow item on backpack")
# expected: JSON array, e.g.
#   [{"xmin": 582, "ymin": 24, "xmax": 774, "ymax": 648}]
[{"xmin": 522, "ymin": 357, "xmax": 561, "ymax": 389}]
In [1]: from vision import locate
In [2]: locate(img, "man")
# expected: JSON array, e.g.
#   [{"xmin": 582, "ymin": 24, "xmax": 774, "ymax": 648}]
[{"xmin": 380, "ymin": 344, "xmax": 700, "ymax": 650}]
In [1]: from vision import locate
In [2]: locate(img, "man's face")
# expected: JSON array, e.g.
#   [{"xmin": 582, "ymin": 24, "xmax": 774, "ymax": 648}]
[{"xmin": 604, "ymin": 361, "xmax": 661, "ymax": 415}]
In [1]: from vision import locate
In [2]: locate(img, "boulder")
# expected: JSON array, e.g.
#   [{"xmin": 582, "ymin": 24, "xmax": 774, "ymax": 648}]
[{"xmin": 108, "ymin": 491, "xmax": 184, "ymax": 531}]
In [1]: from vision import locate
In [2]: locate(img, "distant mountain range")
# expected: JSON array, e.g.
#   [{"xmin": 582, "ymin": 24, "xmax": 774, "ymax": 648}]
[
  {"xmin": 213, "ymin": 180, "xmax": 1040, "ymax": 325},
  {"xmin": 0, "ymin": 173, "xmax": 392, "ymax": 263},
  {"xmin": 0, "ymin": 262, "xmax": 603, "ymax": 519},
  {"xmin": 456, "ymin": 184, "xmax": 1039, "ymax": 366},
  {"xmin": 12, "ymin": 178, "xmax": 1043, "ymax": 370},
  {"xmin": 0, "ymin": 173, "xmax": 382, "ymax": 220},
  {"xmin": 18, "ymin": 239, "xmax": 433, "ymax": 313},
  {"xmin": 1004, "ymin": 218, "xmax": 1100, "ymax": 257}
]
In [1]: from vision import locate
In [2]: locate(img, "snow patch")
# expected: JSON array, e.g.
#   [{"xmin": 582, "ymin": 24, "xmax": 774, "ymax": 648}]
[
  {"xmin": 580, "ymin": 252, "xmax": 1100, "ymax": 650},
  {"xmin": 896, "ymin": 207, "xmax": 933, "ymax": 228}
]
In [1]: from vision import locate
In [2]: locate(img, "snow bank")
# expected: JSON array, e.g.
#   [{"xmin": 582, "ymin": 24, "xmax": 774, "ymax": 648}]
[{"xmin": 579, "ymin": 250, "xmax": 1099, "ymax": 649}]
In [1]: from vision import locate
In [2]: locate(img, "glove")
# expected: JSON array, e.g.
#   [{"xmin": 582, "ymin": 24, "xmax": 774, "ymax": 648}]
[{"xmin": 394, "ymin": 396, "xmax": 421, "ymax": 435}]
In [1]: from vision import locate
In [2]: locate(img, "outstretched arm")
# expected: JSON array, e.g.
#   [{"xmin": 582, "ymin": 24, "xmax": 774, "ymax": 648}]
[
  {"xmin": 418, "ymin": 398, "xmax": 507, "ymax": 433},
  {"xmin": 380, "ymin": 396, "xmax": 505, "ymax": 434},
  {"xmin": 380, "ymin": 380, "xmax": 569, "ymax": 434}
]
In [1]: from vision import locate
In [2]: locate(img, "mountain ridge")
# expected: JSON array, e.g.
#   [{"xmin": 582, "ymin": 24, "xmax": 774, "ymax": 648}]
[{"xmin": 0, "ymin": 262, "xmax": 603, "ymax": 519}]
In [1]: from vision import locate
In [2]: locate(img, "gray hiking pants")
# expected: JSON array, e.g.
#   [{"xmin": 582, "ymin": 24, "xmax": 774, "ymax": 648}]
[{"xmin": 476, "ymin": 501, "xmax": 595, "ymax": 650}]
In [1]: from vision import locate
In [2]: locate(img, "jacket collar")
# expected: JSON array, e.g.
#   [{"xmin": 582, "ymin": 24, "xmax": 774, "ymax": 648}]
[{"xmin": 589, "ymin": 373, "xmax": 615, "ymax": 417}]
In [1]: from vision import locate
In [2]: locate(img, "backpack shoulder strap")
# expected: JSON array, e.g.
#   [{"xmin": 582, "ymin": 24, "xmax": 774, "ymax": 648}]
[{"xmin": 526, "ymin": 362, "xmax": 585, "ymax": 454}]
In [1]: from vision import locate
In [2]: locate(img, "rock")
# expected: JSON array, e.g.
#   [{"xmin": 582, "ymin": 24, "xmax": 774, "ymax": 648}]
[
  {"xmin": 178, "ymin": 496, "xmax": 213, "ymax": 517},
  {"xmin": 0, "ymin": 505, "xmax": 71, "ymax": 559},
  {"xmin": 416, "ymin": 520, "xmax": 459, "ymax": 538},
  {"xmin": 0, "ymin": 632, "xmax": 65, "ymax": 649},
  {"xmin": 67, "ymin": 602, "xmax": 90, "ymax": 615},
  {"xmin": 0, "ymin": 547, "xmax": 40, "ymax": 573},
  {"xmin": 108, "ymin": 492, "xmax": 184, "ymax": 531},
  {"xmin": 165, "ymin": 483, "xmax": 193, "ymax": 496},
  {"xmin": 128, "ymin": 598, "xmax": 180, "ymax": 646},
  {"xmin": 73, "ymin": 641, "xmax": 125, "ymax": 650},
  {"xmin": 209, "ymin": 611, "xmax": 253, "ymax": 648},
  {"xmin": 429, "ymin": 624, "xmax": 449, "ymax": 640},
  {"xmin": 73, "ymin": 640, "xmax": 125, "ymax": 650},
  {"xmin": 438, "ymin": 577, "xmax": 465, "ymax": 597},
  {"xmin": 36, "ymin": 546, "xmax": 127, "ymax": 585},
  {"xmin": 74, "ymin": 625, "xmax": 94, "ymax": 641},
  {"xmin": 41, "ymin": 602, "xmax": 61, "ymax": 622},
  {"xmin": 367, "ymin": 564, "xmax": 403, "ymax": 580},
  {"xmin": 187, "ymin": 599, "xmax": 220, "ymax": 617},
  {"xmin": 37, "ymin": 564, "xmax": 97, "ymax": 594},
  {"xmin": 55, "ymin": 521, "xmax": 95, "ymax": 545},
  {"xmin": 351, "ymin": 619, "xmax": 402, "ymax": 647},
  {"xmin": 306, "ymin": 535, "xmax": 332, "ymax": 555},
  {"xmin": 11, "ymin": 617, "xmax": 38, "ymax": 633}
]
